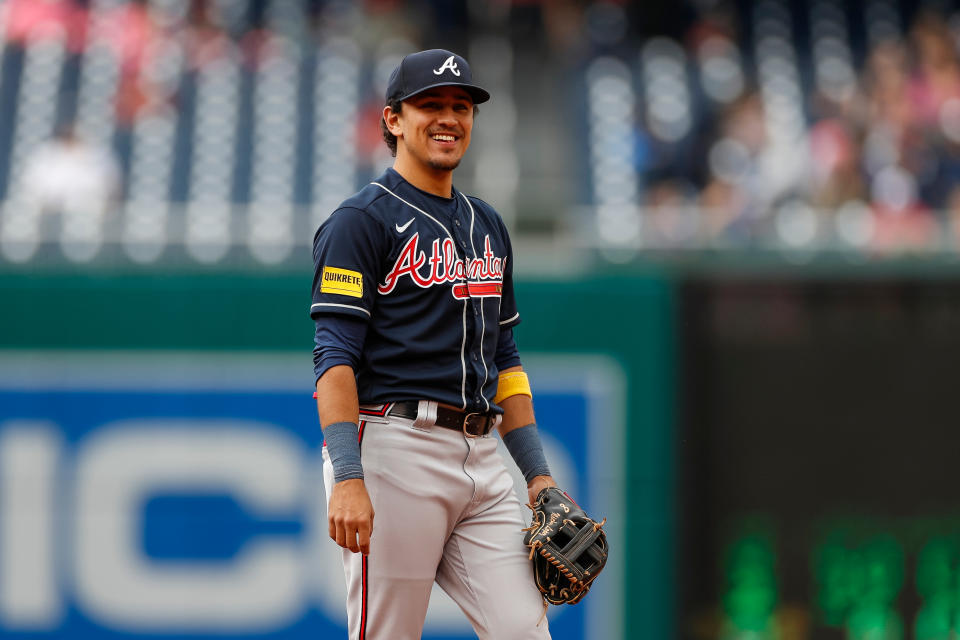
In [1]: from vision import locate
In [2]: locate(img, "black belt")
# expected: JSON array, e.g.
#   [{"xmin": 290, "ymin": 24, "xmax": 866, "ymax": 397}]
[{"xmin": 387, "ymin": 400, "xmax": 496, "ymax": 437}]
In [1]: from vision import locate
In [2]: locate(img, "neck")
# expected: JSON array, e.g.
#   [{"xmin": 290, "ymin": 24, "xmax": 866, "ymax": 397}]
[{"xmin": 392, "ymin": 155, "xmax": 454, "ymax": 198}]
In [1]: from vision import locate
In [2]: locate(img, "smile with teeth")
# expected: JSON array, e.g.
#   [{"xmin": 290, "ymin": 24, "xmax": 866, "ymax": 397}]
[{"xmin": 432, "ymin": 133, "xmax": 457, "ymax": 142}]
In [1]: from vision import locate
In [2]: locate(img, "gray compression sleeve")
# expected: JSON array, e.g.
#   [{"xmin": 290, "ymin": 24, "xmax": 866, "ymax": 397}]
[
  {"xmin": 502, "ymin": 423, "xmax": 551, "ymax": 483},
  {"xmin": 323, "ymin": 421, "xmax": 364, "ymax": 482}
]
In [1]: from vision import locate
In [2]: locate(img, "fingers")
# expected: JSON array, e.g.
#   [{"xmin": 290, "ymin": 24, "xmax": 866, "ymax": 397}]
[
  {"xmin": 327, "ymin": 480, "xmax": 375, "ymax": 554},
  {"xmin": 330, "ymin": 515, "xmax": 353, "ymax": 552},
  {"xmin": 357, "ymin": 518, "xmax": 372, "ymax": 555},
  {"xmin": 328, "ymin": 509, "xmax": 374, "ymax": 554},
  {"xmin": 339, "ymin": 519, "xmax": 354, "ymax": 552},
  {"xmin": 341, "ymin": 529, "xmax": 359, "ymax": 554},
  {"xmin": 334, "ymin": 513, "xmax": 373, "ymax": 554},
  {"xmin": 346, "ymin": 514, "xmax": 363, "ymax": 554},
  {"xmin": 526, "ymin": 475, "xmax": 558, "ymax": 505}
]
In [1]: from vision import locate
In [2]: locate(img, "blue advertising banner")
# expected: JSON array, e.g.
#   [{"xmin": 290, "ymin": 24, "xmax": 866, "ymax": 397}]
[{"xmin": 0, "ymin": 352, "xmax": 624, "ymax": 640}]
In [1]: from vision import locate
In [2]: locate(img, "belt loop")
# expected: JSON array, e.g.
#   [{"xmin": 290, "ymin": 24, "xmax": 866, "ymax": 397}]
[{"xmin": 414, "ymin": 400, "xmax": 437, "ymax": 429}]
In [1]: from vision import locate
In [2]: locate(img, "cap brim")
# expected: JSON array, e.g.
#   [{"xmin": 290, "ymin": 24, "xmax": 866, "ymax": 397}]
[{"xmin": 397, "ymin": 82, "xmax": 490, "ymax": 104}]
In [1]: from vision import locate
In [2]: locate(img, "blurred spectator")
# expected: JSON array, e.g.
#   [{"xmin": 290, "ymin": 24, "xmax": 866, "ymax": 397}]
[
  {"xmin": 631, "ymin": 3, "xmax": 960, "ymax": 252},
  {"xmin": 100, "ymin": 0, "xmax": 166, "ymax": 123},
  {"xmin": 101, "ymin": 0, "xmax": 158, "ymax": 79},
  {"xmin": 864, "ymin": 40, "xmax": 913, "ymax": 138},
  {"xmin": 908, "ymin": 10, "xmax": 960, "ymax": 130},
  {"xmin": 16, "ymin": 119, "xmax": 121, "ymax": 222},
  {"xmin": 808, "ymin": 118, "xmax": 866, "ymax": 210},
  {"xmin": 4, "ymin": 0, "xmax": 960, "ymax": 257},
  {"xmin": 695, "ymin": 91, "xmax": 769, "ymax": 238},
  {"xmin": 1, "ymin": 0, "xmax": 89, "ymax": 52},
  {"xmin": 869, "ymin": 164, "xmax": 938, "ymax": 251},
  {"xmin": 179, "ymin": 0, "xmax": 230, "ymax": 71},
  {"xmin": 644, "ymin": 178, "xmax": 700, "ymax": 247},
  {"xmin": 238, "ymin": 0, "xmax": 282, "ymax": 70},
  {"xmin": 540, "ymin": 0, "xmax": 587, "ymax": 60}
]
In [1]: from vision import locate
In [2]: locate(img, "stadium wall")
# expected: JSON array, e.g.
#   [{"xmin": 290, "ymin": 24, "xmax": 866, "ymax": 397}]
[{"xmin": 0, "ymin": 269, "xmax": 675, "ymax": 640}]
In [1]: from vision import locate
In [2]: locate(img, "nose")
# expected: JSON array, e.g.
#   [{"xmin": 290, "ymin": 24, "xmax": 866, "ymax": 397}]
[{"xmin": 437, "ymin": 106, "xmax": 459, "ymax": 126}]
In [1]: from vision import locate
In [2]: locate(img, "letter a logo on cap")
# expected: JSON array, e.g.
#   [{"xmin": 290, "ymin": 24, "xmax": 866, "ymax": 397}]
[{"xmin": 433, "ymin": 56, "xmax": 461, "ymax": 77}]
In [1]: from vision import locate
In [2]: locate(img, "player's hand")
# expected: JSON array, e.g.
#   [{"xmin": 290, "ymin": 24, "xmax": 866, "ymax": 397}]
[
  {"xmin": 328, "ymin": 478, "xmax": 375, "ymax": 555},
  {"xmin": 526, "ymin": 474, "xmax": 557, "ymax": 507}
]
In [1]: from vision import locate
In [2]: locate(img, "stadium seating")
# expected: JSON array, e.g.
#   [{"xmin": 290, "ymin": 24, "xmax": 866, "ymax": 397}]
[{"xmin": 0, "ymin": 0, "xmax": 954, "ymax": 264}]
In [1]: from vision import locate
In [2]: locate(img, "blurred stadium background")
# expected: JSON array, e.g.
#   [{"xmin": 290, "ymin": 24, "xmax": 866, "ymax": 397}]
[{"xmin": 3, "ymin": 0, "xmax": 960, "ymax": 639}]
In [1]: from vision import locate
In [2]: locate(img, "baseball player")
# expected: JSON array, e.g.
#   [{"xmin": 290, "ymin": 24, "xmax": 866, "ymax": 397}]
[{"xmin": 311, "ymin": 49, "xmax": 556, "ymax": 639}]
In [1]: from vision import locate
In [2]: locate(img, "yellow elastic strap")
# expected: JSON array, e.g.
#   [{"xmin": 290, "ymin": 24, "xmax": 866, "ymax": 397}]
[{"xmin": 494, "ymin": 371, "xmax": 532, "ymax": 404}]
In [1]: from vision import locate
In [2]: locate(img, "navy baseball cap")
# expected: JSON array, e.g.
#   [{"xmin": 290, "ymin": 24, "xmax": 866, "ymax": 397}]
[{"xmin": 385, "ymin": 49, "xmax": 490, "ymax": 105}]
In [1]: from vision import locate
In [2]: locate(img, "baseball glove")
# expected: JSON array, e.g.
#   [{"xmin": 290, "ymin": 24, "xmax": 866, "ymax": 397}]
[{"xmin": 523, "ymin": 487, "xmax": 608, "ymax": 605}]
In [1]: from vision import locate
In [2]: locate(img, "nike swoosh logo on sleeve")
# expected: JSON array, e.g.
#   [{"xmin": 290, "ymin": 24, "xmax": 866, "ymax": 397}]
[{"xmin": 395, "ymin": 218, "xmax": 415, "ymax": 233}]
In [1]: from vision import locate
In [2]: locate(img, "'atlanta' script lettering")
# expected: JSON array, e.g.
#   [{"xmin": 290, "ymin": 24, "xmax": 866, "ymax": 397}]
[{"xmin": 378, "ymin": 233, "xmax": 505, "ymax": 298}]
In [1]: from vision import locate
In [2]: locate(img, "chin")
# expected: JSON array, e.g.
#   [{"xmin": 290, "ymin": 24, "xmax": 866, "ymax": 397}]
[{"xmin": 428, "ymin": 157, "xmax": 462, "ymax": 172}]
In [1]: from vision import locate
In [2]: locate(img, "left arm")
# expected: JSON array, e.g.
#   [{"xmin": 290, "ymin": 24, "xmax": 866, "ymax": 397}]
[
  {"xmin": 496, "ymin": 365, "xmax": 557, "ymax": 505},
  {"xmin": 493, "ymin": 230, "xmax": 554, "ymax": 504}
]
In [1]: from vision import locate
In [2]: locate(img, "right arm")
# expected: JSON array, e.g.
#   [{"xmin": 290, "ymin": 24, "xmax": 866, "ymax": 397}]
[
  {"xmin": 317, "ymin": 364, "xmax": 374, "ymax": 555},
  {"xmin": 310, "ymin": 207, "xmax": 386, "ymax": 556}
]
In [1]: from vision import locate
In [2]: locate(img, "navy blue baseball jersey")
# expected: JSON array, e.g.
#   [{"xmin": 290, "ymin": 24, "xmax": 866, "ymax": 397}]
[{"xmin": 310, "ymin": 168, "xmax": 521, "ymax": 413}]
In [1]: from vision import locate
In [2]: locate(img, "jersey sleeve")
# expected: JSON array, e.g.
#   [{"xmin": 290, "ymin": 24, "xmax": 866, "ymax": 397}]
[
  {"xmin": 494, "ymin": 326, "xmax": 522, "ymax": 370},
  {"xmin": 311, "ymin": 207, "xmax": 385, "ymax": 321},
  {"xmin": 313, "ymin": 314, "xmax": 369, "ymax": 382}
]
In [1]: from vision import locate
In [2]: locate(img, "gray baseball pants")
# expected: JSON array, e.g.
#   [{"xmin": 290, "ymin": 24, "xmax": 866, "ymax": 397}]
[{"xmin": 322, "ymin": 406, "xmax": 552, "ymax": 640}]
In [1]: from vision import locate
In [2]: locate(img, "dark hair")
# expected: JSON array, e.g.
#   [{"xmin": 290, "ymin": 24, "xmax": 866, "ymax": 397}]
[{"xmin": 380, "ymin": 99, "xmax": 480, "ymax": 157}]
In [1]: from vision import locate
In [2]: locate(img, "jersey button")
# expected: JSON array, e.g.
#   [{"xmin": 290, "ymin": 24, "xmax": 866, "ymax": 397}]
[
  {"xmin": 455, "ymin": 219, "xmax": 461, "ymax": 226},
  {"xmin": 472, "ymin": 352, "xmax": 478, "ymax": 361}
]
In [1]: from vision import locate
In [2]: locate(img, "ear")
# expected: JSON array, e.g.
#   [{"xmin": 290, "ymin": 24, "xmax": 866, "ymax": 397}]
[{"xmin": 383, "ymin": 106, "xmax": 403, "ymax": 138}]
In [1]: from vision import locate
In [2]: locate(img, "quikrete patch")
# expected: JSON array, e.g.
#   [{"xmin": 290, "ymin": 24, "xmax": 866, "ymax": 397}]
[{"xmin": 321, "ymin": 266, "xmax": 363, "ymax": 297}]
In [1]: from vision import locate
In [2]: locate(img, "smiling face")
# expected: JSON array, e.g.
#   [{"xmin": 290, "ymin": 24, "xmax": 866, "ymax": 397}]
[{"xmin": 386, "ymin": 86, "xmax": 475, "ymax": 178}]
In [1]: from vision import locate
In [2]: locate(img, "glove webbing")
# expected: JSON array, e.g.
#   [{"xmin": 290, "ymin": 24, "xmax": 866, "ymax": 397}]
[{"xmin": 530, "ymin": 517, "xmax": 605, "ymax": 585}]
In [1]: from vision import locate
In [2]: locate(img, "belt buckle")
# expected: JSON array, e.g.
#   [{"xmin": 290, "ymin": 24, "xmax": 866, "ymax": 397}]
[{"xmin": 462, "ymin": 412, "xmax": 488, "ymax": 438}]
